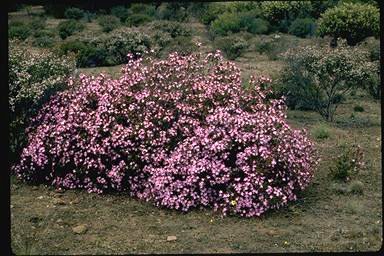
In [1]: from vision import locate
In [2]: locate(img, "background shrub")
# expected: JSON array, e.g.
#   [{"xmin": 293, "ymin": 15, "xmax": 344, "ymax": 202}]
[
  {"xmin": 149, "ymin": 20, "xmax": 191, "ymax": 38},
  {"xmin": 12, "ymin": 50, "xmax": 317, "ymax": 218},
  {"xmin": 129, "ymin": 3, "xmax": 156, "ymax": 17},
  {"xmin": 9, "ymin": 42, "xmax": 75, "ymax": 164},
  {"xmin": 126, "ymin": 14, "xmax": 153, "ymax": 27},
  {"xmin": 288, "ymin": 18, "xmax": 316, "ymax": 38},
  {"xmin": 329, "ymin": 145, "xmax": 364, "ymax": 181},
  {"xmin": 211, "ymin": 12, "xmax": 242, "ymax": 36},
  {"xmin": 158, "ymin": 2, "xmax": 189, "ymax": 22},
  {"xmin": 98, "ymin": 15, "xmax": 120, "ymax": 32},
  {"xmin": 280, "ymin": 43, "xmax": 376, "ymax": 121},
  {"xmin": 110, "ymin": 5, "xmax": 129, "ymax": 22},
  {"xmin": 311, "ymin": 124, "xmax": 330, "ymax": 140},
  {"xmin": 260, "ymin": 1, "xmax": 313, "ymax": 32},
  {"xmin": 317, "ymin": 3, "xmax": 379, "ymax": 46},
  {"xmin": 32, "ymin": 30, "xmax": 55, "ymax": 48},
  {"xmin": 57, "ymin": 20, "xmax": 85, "ymax": 39},
  {"xmin": 198, "ymin": 2, "xmax": 226, "ymax": 25},
  {"xmin": 8, "ymin": 23, "xmax": 31, "ymax": 40},
  {"xmin": 64, "ymin": 7, "xmax": 85, "ymax": 20},
  {"xmin": 214, "ymin": 36, "xmax": 249, "ymax": 60},
  {"xmin": 160, "ymin": 36, "xmax": 197, "ymax": 57}
]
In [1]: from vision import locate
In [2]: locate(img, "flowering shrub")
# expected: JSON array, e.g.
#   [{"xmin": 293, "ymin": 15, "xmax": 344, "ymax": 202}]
[
  {"xmin": 13, "ymin": 50, "xmax": 317, "ymax": 217},
  {"xmin": 9, "ymin": 42, "xmax": 76, "ymax": 163}
]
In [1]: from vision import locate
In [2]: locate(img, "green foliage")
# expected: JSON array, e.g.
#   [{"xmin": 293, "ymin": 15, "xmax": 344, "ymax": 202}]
[
  {"xmin": 126, "ymin": 14, "xmax": 153, "ymax": 27},
  {"xmin": 150, "ymin": 20, "xmax": 191, "ymax": 38},
  {"xmin": 329, "ymin": 145, "xmax": 364, "ymax": 181},
  {"xmin": 317, "ymin": 3, "xmax": 379, "ymax": 45},
  {"xmin": 288, "ymin": 18, "xmax": 316, "ymax": 38},
  {"xmin": 64, "ymin": 7, "xmax": 85, "ymax": 20},
  {"xmin": 260, "ymin": 1, "xmax": 312, "ymax": 29},
  {"xmin": 280, "ymin": 42, "xmax": 375, "ymax": 121},
  {"xmin": 129, "ymin": 3, "xmax": 156, "ymax": 16},
  {"xmin": 199, "ymin": 2, "xmax": 226, "ymax": 25},
  {"xmin": 9, "ymin": 42, "xmax": 75, "ymax": 163},
  {"xmin": 158, "ymin": 2, "xmax": 189, "ymax": 22},
  {"xmin": 110, "ymin": 5, "xmax": 129, "ymax": 22},
  {"xmin": 161, "ymin": 36, "xmax": 198, "ymax": 57},
  {"xmin": 211, "ymin": 12, "xmax": 242, "ymax": 36},
  {"xmin": 8, "ymin": 24, "xmax": 31, "ymax": 40},
  {"xmin": 347, "ymin": 180, "xmax": 364, "ymax": 195},
  {"xmin": 98, "ymin": 15, "xmax": 120, "ymax": 33},
  {"xmin": 59, "ymin": 28, "xmax": 152, "ymax": 67},
  {"xmin": 214, "ymin": 36, "xmax": 248, "ymax": 60},
  {"xmin": 32, "ymin": 30, "xmax": 55, "ymax": 48},
  {"xmin": 311, "ymin": 124, "xmax": 330, "ymax": 139},
  {"xmin": 57, "ymin": 20, "xmax": 85, "ymax": 39},
  {"xmin": 353, "ymin": 105, "xmax": 365, "ymax": 112}
]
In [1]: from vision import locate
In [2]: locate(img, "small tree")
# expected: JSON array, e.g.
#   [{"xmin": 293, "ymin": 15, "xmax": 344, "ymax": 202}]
[
  {"xmin": 281, "ymin": 42, "xmax": 375, "ymax": 121},
  {"xmin": 317, "ymin": 3, "xmax": 379, "ymax": 46}
]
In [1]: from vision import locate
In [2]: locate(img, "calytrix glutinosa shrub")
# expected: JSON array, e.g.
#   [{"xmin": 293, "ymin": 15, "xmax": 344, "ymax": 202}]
[{"xmin": 13, "ymin": 50, "xmax": 317, "ymax": 217}]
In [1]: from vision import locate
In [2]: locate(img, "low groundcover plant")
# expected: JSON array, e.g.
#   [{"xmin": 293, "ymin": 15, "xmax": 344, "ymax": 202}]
[{"xmin": 12, "ymin": 50, "xmax": 317, "ymax": 217}]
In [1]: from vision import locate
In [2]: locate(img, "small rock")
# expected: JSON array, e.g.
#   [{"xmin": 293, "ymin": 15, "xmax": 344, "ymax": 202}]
[
  {"xmin": 274, "ymin": 34, "xmax": 281, "ymax": 39},
  {"xmin": 32, "ymin": 186, "xmax": 39, "ymax": 190},
  {"xmin": 72, "ymin": 224, "xmax": 87, "ymax": 234},
  {"xmin": 70, "ymin": 199, "xmax": 80, "ymax": 205},
  {"xmin": 167, "ymin": 235, "xmax": 177, "ymax": 241},
  {"xmin": 37, "ymin": 196, "xmax": 44, "ymax": 199},
  {"xmin": 56, "ymin": 218, "xmax": 63, "ymax": 223},
  {"xmin": 10, "ymin": 205, "xmax": 14, "ymax": 209},
  {"xmin": 53, "ymin": 198, "xmax": 66, "ymax": 205},
  {"xmin": 266, "ymin": 230, "xmax": 278, "ymax": 236},
  {"xmin": 55, "ymin": 188, "xmax": 65, "ymax": 193}
]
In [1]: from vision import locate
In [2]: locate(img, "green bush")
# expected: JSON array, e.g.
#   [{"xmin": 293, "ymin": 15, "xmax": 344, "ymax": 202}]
[
  {"xmin": 8, "ymin": 24, "xmax": 31, "ymax": 40},
  {"xmin": 214, "ymin": 36, "xmax": 248, "ymax": 60},
  {"xmin": 9, "ymin": 42, "xmax": 75, "ymax": 163},
  {"xmin": 129, "ymin": 3, "xmax": 156, "ymax": 16},
  {"xmin": 64, "ymin": 7, "xmax": 85, "ymax": 20},
  {"xmin": 329, "ymin": 145, "xmax": 364, "ymax": 181},
  {"xmin": 353, "ymin": 105, "xmax": 365, "ymax": 112},
  {"xmin": 199, "ymin": 2, "xmax": 226, "ymax": 25},
  {"xmin": 317, "ymin": 3, "xmax": 379, "ymax": 46},
  {"xmin": 32, "ymin": 30, "xmax": 55, "ymax": 48},
  {"xmin": 211, "ymin": 12, "xmax": 242, "ymax": 36},
  {"xmin": 110, "ymin": 5, "xmax": 129, "ymax": 22},
  {"xmin": 347, "ymin": 180, "xmax": 364, "ymax": 195},
  {"xmin": 29, "ymin": 17, "xmax": 46, "ymax": 31},
  {"xmin": 311, "ymin": 124, "xmax": 330, "ymax": 139},
  {"xmin": 126, "ymin": 14, "xmax": 153, "ymax": 27},
  {"xmin": 158, "ymin": 2, "xmax": 189, "ymax": 22},
  {"xmin": 280, "ymin": 43, "xmax": 375, "ymax": 121},
  {"xmin": 288, "ymin": 18, "xmax": 316, "ymax": 38},
  {"xmin": 247, "ymin": 18, "xmax": 270, "ymax": 35},
  {"xmin": 161, "ymin": 36, "xmax": 198, "ymax": 57},
  {"xmin": 65, "ymin": 28, "xmax": 152, "ymax": 67},
  {"xmin": 98, "ymin": 15, "xmax": 120, "ymax": 32},
  {"xmin": 150, "ymin": 20, "xmax": 191, "ymax": 38},
  {"xmin": 57, "ymin": 20, "xmax": 85, "ymax": 39},
  {"xmin": 260, "ymin": 1, "xmax": 312, "ymax": 26}
]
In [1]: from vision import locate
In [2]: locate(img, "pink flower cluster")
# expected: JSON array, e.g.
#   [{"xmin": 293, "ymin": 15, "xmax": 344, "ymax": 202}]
[{"xmin": 12, "ymin": 50, "xmax": 317, "ymax": 217}]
